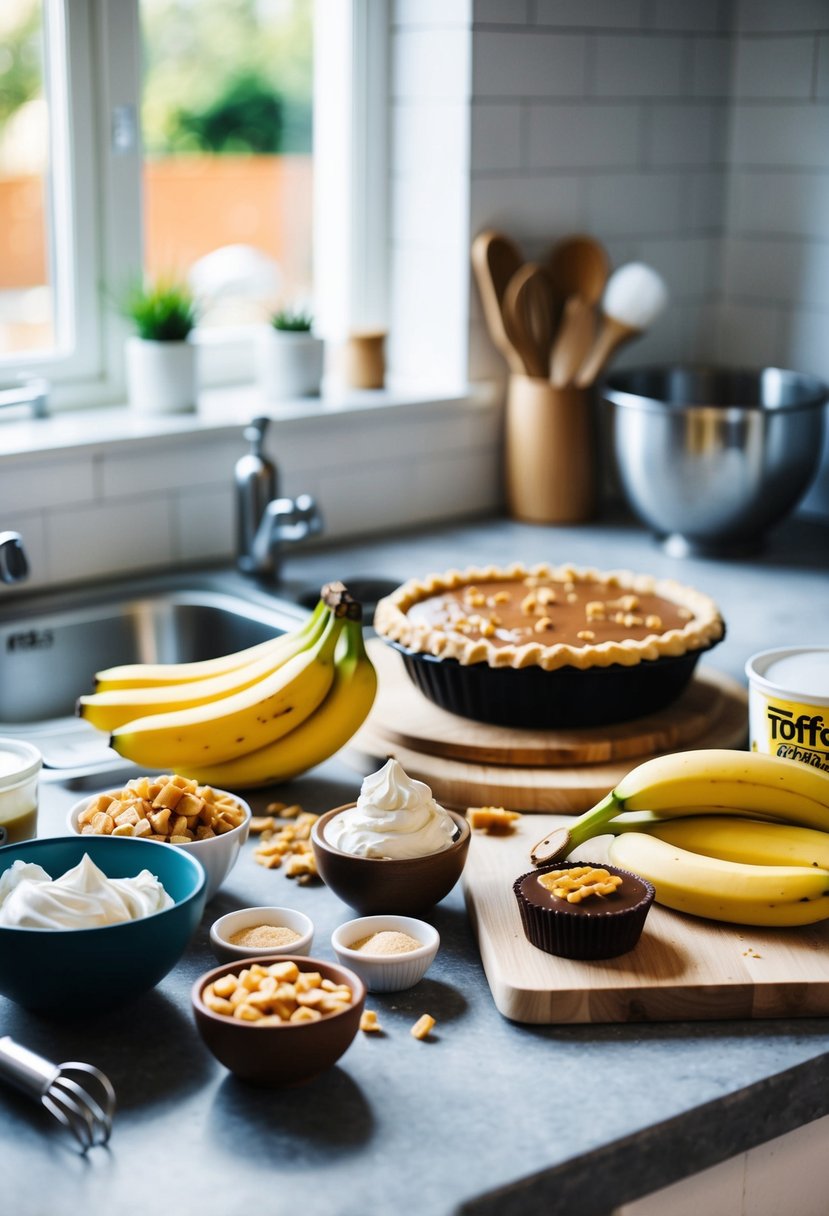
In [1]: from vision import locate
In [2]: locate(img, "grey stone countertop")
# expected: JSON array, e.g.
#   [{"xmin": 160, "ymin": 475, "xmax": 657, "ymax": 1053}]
[{"xmin": 2, "ymin": 512, "xmax": 829, "ymax": 1216}]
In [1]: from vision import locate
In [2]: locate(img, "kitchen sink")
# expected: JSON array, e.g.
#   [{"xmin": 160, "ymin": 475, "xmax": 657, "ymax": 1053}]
[{"xmin": 0, "ymin": 572, "xmax": 308, "ymax": 774}]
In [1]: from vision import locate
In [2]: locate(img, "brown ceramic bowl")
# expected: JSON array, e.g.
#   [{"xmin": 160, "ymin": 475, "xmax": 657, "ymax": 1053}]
[
  {"xmin": 311, "ymin": 805, "xmax": 471, "ymax": 915},
  {"xmin": 191, "ymin": 956, "xmax": 366, "ymax": 1087}
]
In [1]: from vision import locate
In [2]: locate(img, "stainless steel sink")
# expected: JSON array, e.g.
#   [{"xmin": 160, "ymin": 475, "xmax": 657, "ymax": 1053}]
[{"xmin": 0, "ymin": 572, "xmax": 309, "ymax": 775}]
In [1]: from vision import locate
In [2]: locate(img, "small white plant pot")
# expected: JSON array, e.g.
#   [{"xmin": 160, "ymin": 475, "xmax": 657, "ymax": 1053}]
[
  {"xmin": 125, "ymin": 336, "xmax": 197, "ymax": 415},
  {"xmin": 257, "ymin": 327, "xmax": 325, "ymax": 401}
]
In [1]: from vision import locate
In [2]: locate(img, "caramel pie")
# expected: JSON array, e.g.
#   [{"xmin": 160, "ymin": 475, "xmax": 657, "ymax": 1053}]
[
  {"xmin": 374, "ymin": 564, "xmax": 723, "ymax": 670},
  {"xmin": 373, "ymin": 564, "xmax": 724, "ymax": 728}
]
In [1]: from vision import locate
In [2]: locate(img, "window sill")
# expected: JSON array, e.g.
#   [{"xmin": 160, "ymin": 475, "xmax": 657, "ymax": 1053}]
[{"xmin": 0, "ymin": 381, "xmax": 496, "ymax": 461}]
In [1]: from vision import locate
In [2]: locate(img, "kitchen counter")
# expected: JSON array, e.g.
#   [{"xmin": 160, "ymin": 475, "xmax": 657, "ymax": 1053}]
[{"xmin": 3, "ymin": 512, "xmax": 829, "ymax": 1216}]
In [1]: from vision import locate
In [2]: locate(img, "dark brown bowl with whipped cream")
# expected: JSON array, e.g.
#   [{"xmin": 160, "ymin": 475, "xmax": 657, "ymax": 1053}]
[{"xmin": 311, "ymin": 806, "xmax": 471, "ymax": 915}]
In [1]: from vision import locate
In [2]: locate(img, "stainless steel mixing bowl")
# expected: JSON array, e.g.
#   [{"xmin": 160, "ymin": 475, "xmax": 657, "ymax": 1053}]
[{"xmin": 603, "ymin": 365, "xmax": 827, "ymax": 556}]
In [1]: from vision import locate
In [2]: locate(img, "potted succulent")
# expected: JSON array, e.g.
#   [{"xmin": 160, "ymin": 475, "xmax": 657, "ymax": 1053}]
[
  {"xmin": 257, "ymin": 307, "xmax": 325, "ymax": 401},
  {"xmin": 121, "ymin": 278, "xmax": 199, "ymax": 414}
]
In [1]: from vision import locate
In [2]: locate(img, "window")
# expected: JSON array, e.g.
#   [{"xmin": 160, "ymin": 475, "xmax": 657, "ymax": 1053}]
[
  {"xmin": 0, "ymin": 0, "xmax": 101, "ymax": 388},
  {"xmin": 0, "ymin": 0, "xmax": 387, "ymax": 410},
  {"xmin": 140, "ymin": 0, "xmax": 314, "ymax": 329}
]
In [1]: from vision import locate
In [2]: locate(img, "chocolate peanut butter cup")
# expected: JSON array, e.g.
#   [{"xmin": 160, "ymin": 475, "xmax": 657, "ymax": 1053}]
[{"xmin": 513, "ymin": 860, "xmax": 655, "ymax": 960}]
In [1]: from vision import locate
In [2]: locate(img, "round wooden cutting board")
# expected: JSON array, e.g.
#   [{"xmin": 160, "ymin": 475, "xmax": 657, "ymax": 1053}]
[
  {"xmin": 363, "ymin": 638, "xmax": 744, "ymax": 767},
  {"xmin": 343, "ymin": 641, "xmax": 748, "ymax": 813}
]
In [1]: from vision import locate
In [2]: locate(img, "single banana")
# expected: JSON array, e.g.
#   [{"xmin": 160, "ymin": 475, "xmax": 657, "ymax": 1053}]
[
  {"xmin": 616, "ymin": 814, "xmax": 829, "ymax": 871},
  {"xmin": 608, "ymin": 830, "xmax": 829, "ymax": 927},
  {"xmin": 77, "ymin": 603, "xmax": 328, "ymax": 732},
  {"xmin": 182, "ymin": 616, "xmax": 377, "ymax": 788},
  {"xmin": 93, "ymin": 603, "xmax": 323, "ymax": 691},
  {"xmin": 109, "ymin": 607, "xmax": 346, "ymax": 769},
  {"xmin": 532, "ymin": 750, "xmax": 829, "ymax": 865}
]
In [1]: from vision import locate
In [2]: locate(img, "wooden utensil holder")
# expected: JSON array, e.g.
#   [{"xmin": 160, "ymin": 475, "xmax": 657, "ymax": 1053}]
[
  {"xmin": 504, "ymin": 374, "xmax": 597, "ymax": 524},
  {"xmin": 340, "ymin": 331, "xmax": 387, "ymax": 389}
]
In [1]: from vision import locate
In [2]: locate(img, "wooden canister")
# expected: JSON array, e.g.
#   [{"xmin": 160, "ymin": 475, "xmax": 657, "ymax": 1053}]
[
  {"xmin": 341, "ymin": 330, "xmax": 387, "ymax": 389},
  {"xmin": 504, "ymin": 374, "xmax": 597, "ymax": 523}
]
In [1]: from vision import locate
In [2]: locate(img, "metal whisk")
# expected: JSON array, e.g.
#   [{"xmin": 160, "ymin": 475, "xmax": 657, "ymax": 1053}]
[{"xmin": 0, "ymin": 1035, "xmax": 116, "ymax": 1152}]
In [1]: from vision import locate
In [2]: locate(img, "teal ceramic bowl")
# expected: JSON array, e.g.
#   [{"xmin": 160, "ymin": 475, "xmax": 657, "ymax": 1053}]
[{"xmin": 0, "ymin": 835, "xmax": 207, "ymax": 1015}]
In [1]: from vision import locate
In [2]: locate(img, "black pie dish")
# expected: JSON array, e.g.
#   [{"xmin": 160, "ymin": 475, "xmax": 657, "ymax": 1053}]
[{"xmin": 386, "ymin": 632, "xmax": 724, "ymax": 730}]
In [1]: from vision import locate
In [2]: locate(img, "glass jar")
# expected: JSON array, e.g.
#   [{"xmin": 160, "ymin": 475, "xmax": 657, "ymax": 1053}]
[{"xmin": 0, "ymin": 739, "xmax": 42, "ymax": 845}]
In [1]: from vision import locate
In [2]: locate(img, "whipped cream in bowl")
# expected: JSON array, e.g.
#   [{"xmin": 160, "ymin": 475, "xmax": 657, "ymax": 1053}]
[
  {"xmin": 311, "ymin": 760, "xmax": 471, "ymax": 915},
  {"xmin": 0, "ymin": 835, "xmax": 207, "ymax": 1014},
  {"xmin": 325, "ymin": 759, "xmax": 458, "ymax": 860},
  {"xmin": 0, "ymin": 853, "xmax": 173, "ymax": 930}
]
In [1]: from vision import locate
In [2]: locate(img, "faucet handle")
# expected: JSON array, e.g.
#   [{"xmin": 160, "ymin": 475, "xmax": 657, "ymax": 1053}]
[
  {"xmin": 266, "ymin": 495, "xmax": 324, "ymax": 543},
  {"xmin": 293, "ymin": 494, "xmax": 324, "ymax": 538},
  {"xmin": 242, "ymin": 416, "xmax": 270, "ymax": 448},
  {"xmin": 0, "ymin": 532, "xmax": 29, "ymax": 584}
]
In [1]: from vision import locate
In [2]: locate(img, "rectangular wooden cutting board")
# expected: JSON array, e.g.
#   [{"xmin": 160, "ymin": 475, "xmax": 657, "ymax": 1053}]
[{"xmin": 462, "ymin": 814, "xmax": 829, "ymax": 1025}]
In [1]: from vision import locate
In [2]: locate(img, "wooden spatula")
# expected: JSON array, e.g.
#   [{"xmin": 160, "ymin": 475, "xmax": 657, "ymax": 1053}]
[{"xmin": 471, "ymin": 230, "xmax": 525, "ymax": 373}]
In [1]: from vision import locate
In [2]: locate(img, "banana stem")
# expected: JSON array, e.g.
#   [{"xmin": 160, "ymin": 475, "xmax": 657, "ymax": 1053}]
[
  {"xmin": 530, "ymin": 791, "xmax": 624, "ymax": 865},
  {"xmin": 321, "ymin": 581, "xmax": 363, "ymax": 621}
]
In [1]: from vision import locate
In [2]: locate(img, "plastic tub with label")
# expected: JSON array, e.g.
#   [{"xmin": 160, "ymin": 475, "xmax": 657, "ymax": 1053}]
[{"xmin": 745, "ymin": 647, "xmax": 829, "ymax": 774}]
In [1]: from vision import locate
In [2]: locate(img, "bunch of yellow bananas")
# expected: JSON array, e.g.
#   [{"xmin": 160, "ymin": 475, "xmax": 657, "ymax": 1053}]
[
  {"xmin": 76, "ymin": 582, "xmax": 377, "ymax": 789},
  {"xmin": 532, "ymin": 749, "xmax": 829, "ymax": 927}
]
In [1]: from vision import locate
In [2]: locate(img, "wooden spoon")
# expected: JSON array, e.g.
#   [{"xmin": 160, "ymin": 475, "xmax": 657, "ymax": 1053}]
[
  {"xmin": 574, "ymin": 262, "xmax": 668, "ymax": 388},
  {"xmin": 471, "ymin": 230, "xmax": 524, "ymax": 373},
  {"xmin": 501, "ymin": 262, "xmax": 557, "ymax": 380},
  {"xmin": 548, "ymin": 235, "xmax": 610, "ymax": 388}
]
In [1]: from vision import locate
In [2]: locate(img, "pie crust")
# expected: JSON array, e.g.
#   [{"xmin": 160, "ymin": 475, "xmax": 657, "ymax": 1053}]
[{"xmin": 373, "ymin": 563, "xmax": 724, "ymax": 672}]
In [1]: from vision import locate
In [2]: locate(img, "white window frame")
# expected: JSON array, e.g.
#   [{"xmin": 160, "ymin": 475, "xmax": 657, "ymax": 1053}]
[{"xmin": 0, "ymin": 0, "xmax": 388, "ymax": 412}]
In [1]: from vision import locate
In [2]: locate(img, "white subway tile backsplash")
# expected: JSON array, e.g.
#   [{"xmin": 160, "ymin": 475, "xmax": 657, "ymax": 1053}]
[
  {"xmin": 686, "ymin": 169, "xmax": 728, "ymax": 230},
  {"xmin": 584, "ymin": 171, "xmax": 685, "ymax": 236},
  {"xmin": 173, "ymin": 484, "xmax": 235, "ymax": 563},
  {"xmin": 782, "ymin": 305, "xmax": 829, "ymax": 380},
  {"xmin": 634, "ymin": 235, "xmax": 718, "ymax": 299},
  {"xmin": 100, "ymin": 438, "xmax": 237, "ymax": 499},
  {"xmin": 689, "ymin": 35, "xmax": 733, "ymax": 96},
  {"xmin": 816, "ymin": 34, "xmax": 829, "ymax": 97},
  {"xmin": 474, "ymin": 0, "xmax": 530, "ymax": 25},
  {"xmin": 470, "ymin": 103, "xmax": 523, "ymax": 172},
  {"xmin": 730, "ymin": 103, "xmax": 829, "ymax": 167},
  {"xmin": 469, "ymin": 172, "xmax": 583, "ymax": 239},
  {"xmin": 415, "ymin": 442, "xmax": 501, "ymax": 516},
  {"xmin": 715, "ymin": 300, "xmax": 785, "ymax": 366},
  {"xmin": 527, "ymin": 103, "xmax": 641, "ymax": 169},
  {"xmin": 725, "ymin": 235, "xmax": 829, "ymax": 308},
  {"xmin": 733, "ymin": 35, "xmax": 815, "ymax": 99},
  {"xmin": 533, "ymin": 0, "xmax": 642, "ymax": 29},
  {"xmin": 729, "ymin": 170, "xmax": 829, "ymax": 237},
  {"xmin": 472, "ymin": 30, "xmax": 586, "ymax": 97},
  {"xmin": 46, "ymin": 496, "xmax": 175, "ymax": 584},
  {"xmin": 644, "ymin": 0, "xmax": 727, "ymax": 33},
  {"xmin": 593, "ymin": 35, "xmax": 685, "ymax": 97},
  {"xmin": 315, "ymin": 459, "xmax": 420, "ymax": 538},
  {"xmin": 0, "ymin": 454, "xmax": 96, "ymax": 516},
  {"xmin": 735, "ymin": 0, "xmax": 829, "ymax": 35},
  {"xmin": 646, "ymin": 103, "xmax": 721, "ymax": 166}
]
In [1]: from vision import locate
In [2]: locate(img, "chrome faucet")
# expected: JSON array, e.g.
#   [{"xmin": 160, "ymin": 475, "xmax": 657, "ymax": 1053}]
[
  {"xmin": 0, "ymin": 377, "xmax": 49, "ymax": 419},
  {"xmin": 234, "ymin": 417, "xmax": 323, "ymax": 580},
  {"xmin": 0, "ymin": 532, "xmax": 29, "ymax": 585}
]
